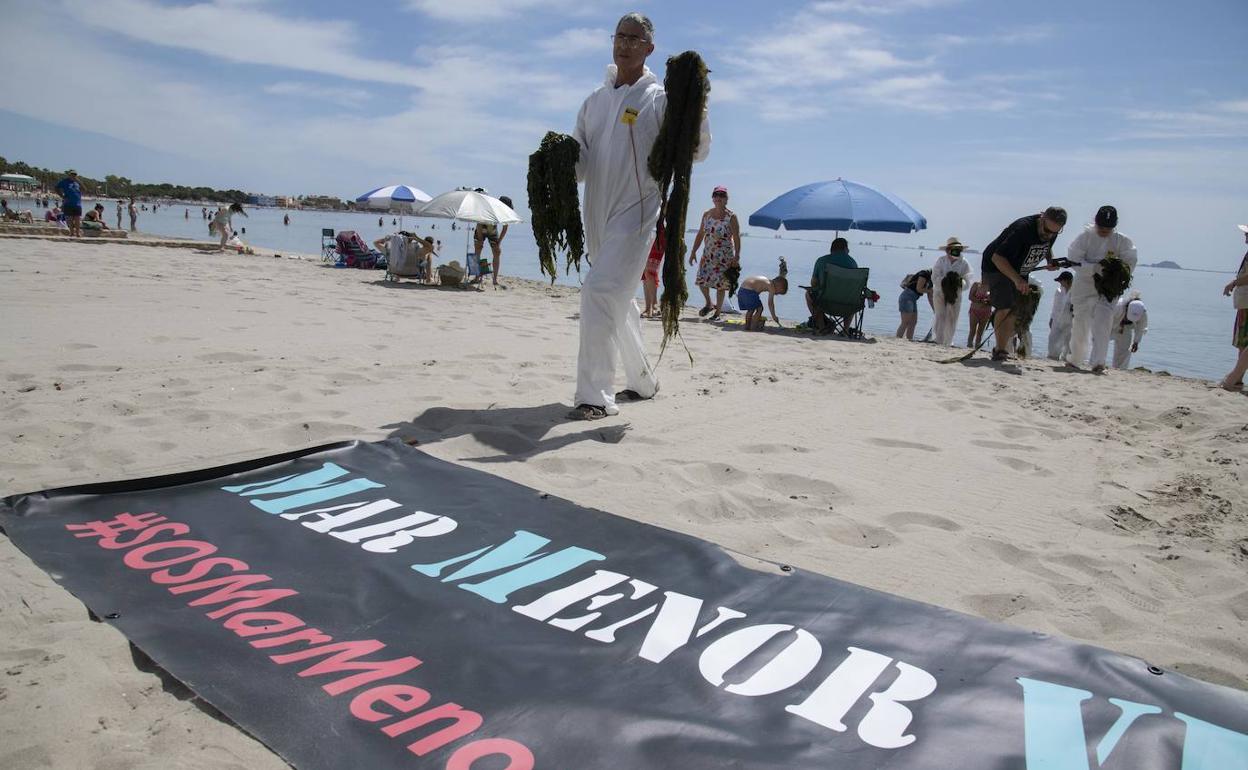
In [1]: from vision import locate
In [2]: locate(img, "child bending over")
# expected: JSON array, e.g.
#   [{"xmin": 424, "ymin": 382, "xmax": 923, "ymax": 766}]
[{"xmin": 739, "ymin": 258, "xmax": 788, "ymax": 330}]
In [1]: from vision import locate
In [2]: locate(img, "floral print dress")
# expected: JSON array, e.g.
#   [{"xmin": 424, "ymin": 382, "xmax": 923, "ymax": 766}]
[{"xmin": 696, "ymin": 210, "xmax": 735, "ymax": 290}]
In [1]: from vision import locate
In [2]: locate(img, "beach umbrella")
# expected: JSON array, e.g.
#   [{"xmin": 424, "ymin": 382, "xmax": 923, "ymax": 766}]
[
  {"xmin": 415, "ymin": 188, "xmax": 522, "ymax": 225},
  {"xmin": 748, "ymin": 178, "xmax": 926, "ymax": 234},
  {"xmin": 416, "ymin": 189, "xmax": 523, "ymax": 276},
  {"xmin": 355, "ymin": 184, "xmax": 433, "ymax": 211},
  {"xmin": 355, "ymin": 185, "xmax": 433, "ymax": 229}
]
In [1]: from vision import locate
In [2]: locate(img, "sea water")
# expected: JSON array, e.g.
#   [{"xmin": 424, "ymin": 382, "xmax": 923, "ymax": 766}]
[{"xmin": 14, "ymin": 199, "xmax": 1238, "ymax": 382}]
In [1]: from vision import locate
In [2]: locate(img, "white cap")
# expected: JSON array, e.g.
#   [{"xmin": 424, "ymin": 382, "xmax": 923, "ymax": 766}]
[
  {"xmin": 1238, "ymin": 224, "xmax": 1248, "ymax": 234},
  {"xmin": 1126, "ymin": 300, "xmax": 1146, "ymax": 323}
]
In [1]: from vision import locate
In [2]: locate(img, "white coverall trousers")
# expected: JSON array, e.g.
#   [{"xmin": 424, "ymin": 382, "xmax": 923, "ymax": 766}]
[
  {"xmin": 931, "ymin": 296, "xmax": 961, "ymax": 346},
  {"xmin": 574, "ymin": 216, "xmax": 658, "ymax": 414},
  {"xmin": 1067, "ymin": 284, "xmax": 1115, "ymax": 368},
  {"xmin": 1048, "ymin": 319, "xmax": 1072, "ymax": 360},
  {"xmin": 1111, "ymin": 322, "xmax": 1145, "ymax": 369}
]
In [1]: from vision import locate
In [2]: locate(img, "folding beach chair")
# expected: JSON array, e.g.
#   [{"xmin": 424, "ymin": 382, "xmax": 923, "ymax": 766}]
[
  {"xmin": 334, "ymin": 231, "xmax": 384, "ymax": 269},
  {"xmin": 321, "ymin": 228, "xmax": 337, "ymax": 263},
  {"xmin": 811, "ymin": 265, "xmax": 870, "ymax": 338},
  {"xmin": 384, "ymin": 234, "xmax": 429, "ymax": 282}
]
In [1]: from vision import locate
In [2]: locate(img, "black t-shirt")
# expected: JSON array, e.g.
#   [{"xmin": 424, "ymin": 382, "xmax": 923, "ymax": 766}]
[
  {"xmin": 905, "ymin": 270, "xmax": 932, "ymax": 293},
  {"xmin": 981, "ymin": 215, "xmax": 1052, "ymax": 276}
]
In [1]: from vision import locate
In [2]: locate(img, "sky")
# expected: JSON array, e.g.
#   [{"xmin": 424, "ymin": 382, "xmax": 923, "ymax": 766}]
[{"xmin": 2, "ymin": 0, "xmax": 1246, "ymax": 269}]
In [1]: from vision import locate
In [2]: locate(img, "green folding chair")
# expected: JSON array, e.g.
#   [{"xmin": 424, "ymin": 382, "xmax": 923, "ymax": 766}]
[{"xmin": 811, "ymin": 265, "xmax": 870, "ymax": 338}]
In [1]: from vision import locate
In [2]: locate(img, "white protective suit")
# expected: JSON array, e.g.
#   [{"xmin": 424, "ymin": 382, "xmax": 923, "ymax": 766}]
[
  {"xmin": 573, "ymin": 64, "xmax": 711, "ymax": 413},
  {"xmin": 1047, "ymin": 283, "xmax": 1073, "ymax": 360},
  {"xmin": 930, "ymin": 253, "xmax": 971, "ymax": 346},
  {"xmin": 1065, "ymin": 226, "xmax": 1138, "ymax": 368},
  {"xmin": 1111, "ymin": 296, "xmax": 1148, "ymax": 369}
]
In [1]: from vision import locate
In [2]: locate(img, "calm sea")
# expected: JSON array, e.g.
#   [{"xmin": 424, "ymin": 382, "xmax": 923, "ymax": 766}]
[{"xmin": 13, "ymin": 198, "xmax": 1238, "ymax": 382}]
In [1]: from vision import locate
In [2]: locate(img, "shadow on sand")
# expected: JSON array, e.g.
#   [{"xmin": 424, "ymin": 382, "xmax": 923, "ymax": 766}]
[{"xmin": 383, "ymin": 402, "xmax": 629, "ymax": 463}]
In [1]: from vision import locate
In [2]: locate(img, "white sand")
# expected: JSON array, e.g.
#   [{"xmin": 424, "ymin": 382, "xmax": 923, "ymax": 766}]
[{"xmin": 1, "ymin": 238, "xmax": 1245, "ymax": 767}]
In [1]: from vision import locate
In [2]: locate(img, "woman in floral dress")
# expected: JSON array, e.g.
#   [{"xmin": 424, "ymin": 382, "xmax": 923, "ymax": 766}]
[{"xmin": 689, "ymin": 185, "xmax": 741, "ymax": 321}]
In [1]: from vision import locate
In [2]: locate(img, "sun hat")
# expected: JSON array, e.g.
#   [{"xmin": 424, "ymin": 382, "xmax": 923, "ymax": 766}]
[
  {"xmin": 943, "ymin": 236, "xmax": 964, "ymax": 251},
  {"xmin": 1056, "ymin": 270, "xmax": 1073, "ymax": 283},
  {"xmin": 1094, "ymin": 205, "xmax": 1118, "ymax": 228}
]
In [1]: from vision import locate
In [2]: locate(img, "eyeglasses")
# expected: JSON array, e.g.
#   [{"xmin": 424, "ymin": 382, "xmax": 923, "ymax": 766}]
[
  {"xmin": 612, "ymin": 33, "xmax": 649, "ymax": 48},
  {"xmin": 1042, "ymin": 221, "xmax": 1063, "ymax": 237},
  {"xmin": 949, "ymin": 247, "xmax": 963, "ymax": 255}
]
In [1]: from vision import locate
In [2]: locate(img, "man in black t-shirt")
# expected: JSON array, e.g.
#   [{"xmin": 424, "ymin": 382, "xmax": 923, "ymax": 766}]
[{"xmin": 980, "ymin": 206, "xmax": 1067, "ymax": 360}]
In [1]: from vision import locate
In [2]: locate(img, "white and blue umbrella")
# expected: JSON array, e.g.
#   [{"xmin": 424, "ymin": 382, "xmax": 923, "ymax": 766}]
[
  {"xmin": 355, "ymin": 184, "xmax": 433, "ymax": 213},
  {"xmin": 748, "ymin": 178, "xmax": 926, "ymax": 234}
]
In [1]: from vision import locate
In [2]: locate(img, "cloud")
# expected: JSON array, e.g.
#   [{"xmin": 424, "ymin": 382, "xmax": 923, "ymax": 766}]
[
  {"xmin": 402, "ymin": 0, "xmax": 609, "ymax": 23},
  {"xmin": 709, "ymin": 3, "xmax": 1042, "ymax": 121},
  {"xmin": 64, "ymin": 0, "xmax": 432, "ymax": 88},
  {"xmin": 263, "ymin": 81, "xmax": 373, "ymax": 106},
  {"xmin": 852, "ymin": 73, "xmax": 1017, "ymax": 113},
  {"xmin": 1119, "ymin": 100, "xmax": 1248, "ymax": 140},
  {"xmin": 0, "ymin": 2, "xmax": 584, "ymax": 197},
  {"xmin": 538, "ymin": 27, "xmax": 611, "ymax": 58},
  {"xmin": 811, "ymin": 0, "xmax": 962, "ymax": 15}
]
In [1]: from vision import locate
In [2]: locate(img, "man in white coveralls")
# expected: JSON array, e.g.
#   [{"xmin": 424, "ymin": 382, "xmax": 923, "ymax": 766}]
[
  {"xmin": 1065, "ymin": 205, "xmax": 1138, "ymax": 372},
  {"xmin": 568, "ymin": 12, "xmax": 711, "ymax": 421}
]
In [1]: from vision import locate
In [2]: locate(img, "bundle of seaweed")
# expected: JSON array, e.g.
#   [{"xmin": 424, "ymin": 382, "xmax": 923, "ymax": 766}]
[
  {"xmin": 1015, "ymin": 282, "xmax": 1042, "ymax": 329},
  {"xmin": 647, "ymin": 50, "xmax": 710, "ymax": 349},
  {"xmin": 1094, "ymin": 255, "xmax": 1132, "ymax": 302},
  {"xmin": 527, "ymin": 132, "xmax": 585, "ymax": 284},
  {"xmin": 940, "ymin": 271, "xmax": 963, "ymax": 305},
  {"xmin": 724, "ymin": 264, "xmax": 741, "ymax": 297},
  {"xmin": 1013, "ymin": 282, "xmax": 1043, "ymax": 357}
]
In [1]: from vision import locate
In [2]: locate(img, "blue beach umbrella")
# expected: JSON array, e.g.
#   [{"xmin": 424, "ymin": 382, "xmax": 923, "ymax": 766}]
[
  {"xmin": 355, "ymin": 184, "xmax": 433, "ymax": 229},
  {"xmin": 748, "ymin": 178, "xmax": 927, "ymax": 234}
]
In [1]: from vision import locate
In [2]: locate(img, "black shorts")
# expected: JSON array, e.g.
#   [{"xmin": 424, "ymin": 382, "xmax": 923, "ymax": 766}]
[
  {"xmin": 985, "ymin": 271, "xmax": 1018, "ymax": 311},
  {"xmin": 62, "ymin": 204, "xmax": 82, "ymax": 217}
]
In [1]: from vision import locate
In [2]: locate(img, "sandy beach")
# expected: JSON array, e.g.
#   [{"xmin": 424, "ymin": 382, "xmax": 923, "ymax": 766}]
[{"xmin": 1, "ymin": 237, "xmax": 1245, "ymax": 767}]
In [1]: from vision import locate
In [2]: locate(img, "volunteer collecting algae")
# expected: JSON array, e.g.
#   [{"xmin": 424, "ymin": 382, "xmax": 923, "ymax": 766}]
[{"xmin": 564, "ymin": 13, "xmax": 711, "ymax": 420}]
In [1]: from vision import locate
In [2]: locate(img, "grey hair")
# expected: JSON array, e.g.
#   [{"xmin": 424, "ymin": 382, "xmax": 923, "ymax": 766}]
[{"xmin": 617, "ymin": 12, "xmax": 654, "ymax": 41}]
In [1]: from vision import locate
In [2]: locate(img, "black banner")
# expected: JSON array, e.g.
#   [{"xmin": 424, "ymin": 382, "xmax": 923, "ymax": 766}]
[{"xmin": 2, "ymin": 440, "xmax": 1245, "ymax": 769}]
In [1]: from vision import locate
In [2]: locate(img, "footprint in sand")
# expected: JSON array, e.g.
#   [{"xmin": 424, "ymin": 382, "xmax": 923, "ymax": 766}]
[
  {"xmin": 867, "ymin": 437, "xmax": 941, "ymax": 453},
  {"xmin": 883, "ymin": 510, "xmax": 963, "ymax": 532},
  {"xmin": 756, "ymin": 471, "xmax": 843, "ymax": 499},
  {"xmin": 971, "ymin": 439, "xmax": 1040, "ymax": 452},
  {"xmin": 961, "ymin": 592, "xmax": 1042, "ymax": 621},
  {"xmin": 741, "ymin": 443, "xmax": 812, "ymax": 455},
  {"xmin": 671, "ymin": 461, "xmax": 751, "ymax": 488},
  {"xmin": 993, "ymin": 456, "xmax": 1054, "ymax": 477},
  {"xmin": 195, "ymin": 351, "xmax": 265, "ymax": 363}
]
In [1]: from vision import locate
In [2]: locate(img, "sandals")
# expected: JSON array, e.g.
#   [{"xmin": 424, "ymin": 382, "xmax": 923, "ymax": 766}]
[
  {"xmin": 698, "ymin": 305, "xmax": 713, "ymax": 317},
  {"xmin": 991, "ymin": 349, "xmax": 1009, "ymax": 362},
  {"xmin": 615, "ymin": 389, "xmax": 649, "ymax": 402},
  {"xmin": 567, "ymin": 403, "xmax": 608, "ymax": 421}
]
